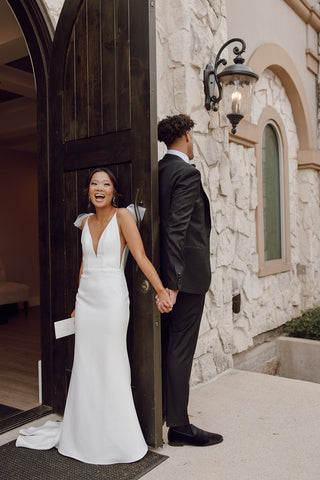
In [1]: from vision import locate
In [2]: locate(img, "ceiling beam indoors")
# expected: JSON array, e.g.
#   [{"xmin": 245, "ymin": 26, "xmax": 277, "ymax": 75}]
[{"xmin": 0, "ymin": 0, "xmax": 37, "ymax": 156}]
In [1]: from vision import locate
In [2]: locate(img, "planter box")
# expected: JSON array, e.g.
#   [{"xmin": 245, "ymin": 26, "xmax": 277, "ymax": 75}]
[{"xmin": 278, "ymin": 336, "xmax": 320, "ymax": 383}]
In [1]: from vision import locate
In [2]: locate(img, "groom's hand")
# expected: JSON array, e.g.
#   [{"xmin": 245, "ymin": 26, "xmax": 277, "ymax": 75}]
[
  {"xmin": 155, "ymin": 289, "xmax": 178, "ymax": 313},
  {"xmin": 166, "ymin": 288, "xmax": 178, "ymax": 306},
  {"xmin": 155, "ymin": 288, "xmax": 173, "ymax": 314}
]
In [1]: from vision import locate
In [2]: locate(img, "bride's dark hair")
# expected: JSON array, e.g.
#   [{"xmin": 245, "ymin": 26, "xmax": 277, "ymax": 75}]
[{"xmin": 85, "ymin": 167, "xmax": 121, "ymax": 210}]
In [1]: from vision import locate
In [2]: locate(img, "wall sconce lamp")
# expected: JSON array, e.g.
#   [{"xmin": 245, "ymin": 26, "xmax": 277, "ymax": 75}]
[{"xmin": 204, "ymin": 38, "xmax": 259, "ymax": 134}]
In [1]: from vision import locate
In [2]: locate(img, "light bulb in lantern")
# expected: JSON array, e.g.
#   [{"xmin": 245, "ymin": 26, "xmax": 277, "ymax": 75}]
[{"xmin": 231, "ymin": 91, "xmax": 242, "ymax": 114}]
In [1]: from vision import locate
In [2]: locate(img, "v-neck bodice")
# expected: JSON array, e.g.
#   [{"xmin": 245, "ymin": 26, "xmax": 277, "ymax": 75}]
[
  {"xmin": 87, "ymin": 213, "xmax": 117, "ymax": 257},
  {"xmin": 81, "ymin": 213, "xmax": 127, "ymax": 273}
]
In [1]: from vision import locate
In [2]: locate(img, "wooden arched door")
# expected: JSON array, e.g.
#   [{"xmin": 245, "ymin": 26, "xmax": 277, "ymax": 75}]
[{"xmin": 49, "ymin": 0, "xmax": 161, "ymax": 447}]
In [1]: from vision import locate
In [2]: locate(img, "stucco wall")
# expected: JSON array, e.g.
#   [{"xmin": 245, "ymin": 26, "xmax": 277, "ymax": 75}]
[{"xmin": 225, "ymin": 0, "xmax": 319, "ymax": 143}]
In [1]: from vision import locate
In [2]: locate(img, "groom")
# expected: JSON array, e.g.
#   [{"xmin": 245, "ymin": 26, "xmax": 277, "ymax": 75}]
[{"xmin": 157, "ymin": 114, "xmax": 223, "ymax": 447}]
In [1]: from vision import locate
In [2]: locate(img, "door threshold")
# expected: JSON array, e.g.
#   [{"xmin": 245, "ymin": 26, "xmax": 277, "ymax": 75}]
[{"xmin": 0, "ymin": 405, "xmax": 52, "ymax": 435}]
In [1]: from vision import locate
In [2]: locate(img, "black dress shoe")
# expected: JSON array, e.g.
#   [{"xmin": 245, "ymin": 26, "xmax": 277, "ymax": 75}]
[{"xmin": 168, "ymin": 424, "xmax": 223, "ymax": 447}]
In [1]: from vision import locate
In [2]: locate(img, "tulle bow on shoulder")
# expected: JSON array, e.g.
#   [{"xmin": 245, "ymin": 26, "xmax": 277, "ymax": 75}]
[
  {"xmin": 73, "ymin": 213, "xmax": 94, "ymax": 230},
  {"xmin": 73, "ymin": 205, "xmax": 146, "ymax": 230}
]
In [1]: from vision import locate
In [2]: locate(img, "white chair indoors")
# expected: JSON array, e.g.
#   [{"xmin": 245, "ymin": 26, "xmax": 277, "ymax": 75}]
[{"xmin": 0, "ymin": 256, "xmax": 30, "ymax": 315}]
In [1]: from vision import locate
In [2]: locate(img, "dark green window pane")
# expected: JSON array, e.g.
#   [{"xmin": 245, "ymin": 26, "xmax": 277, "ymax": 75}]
[{"xmin": 262, "ymin": 124, "xmax": 282, "ymax": 261}]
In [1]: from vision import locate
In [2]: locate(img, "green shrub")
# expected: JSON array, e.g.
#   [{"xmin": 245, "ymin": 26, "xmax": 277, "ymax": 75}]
[{"xmin": 284, "ymin": 307, "xmax": 320, "ymax": 340}]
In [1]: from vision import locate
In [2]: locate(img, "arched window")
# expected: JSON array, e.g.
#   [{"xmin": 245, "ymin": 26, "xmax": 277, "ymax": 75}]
[
  {"xmin": 256, "ymin": 109, "xmax": 291, "ymax": 276},
  {"xmin": 262, "ymin": 123, "xmax": 282, "ymax": 261}
]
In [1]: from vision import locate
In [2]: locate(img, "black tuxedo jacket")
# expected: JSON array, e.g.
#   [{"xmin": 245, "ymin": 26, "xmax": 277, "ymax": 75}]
[{"xmin": 158, "ymin": 153, "xmax": 211, "ymax": 294}]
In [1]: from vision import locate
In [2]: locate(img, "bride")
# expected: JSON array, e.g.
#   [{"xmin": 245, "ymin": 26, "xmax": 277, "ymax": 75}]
[{"xmin": 16, "ymin": 168, "xmax": 172, "ymax": 464}]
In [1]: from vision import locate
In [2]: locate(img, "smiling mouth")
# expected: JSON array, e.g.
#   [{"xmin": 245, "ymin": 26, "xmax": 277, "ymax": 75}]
[{"xmin": 95, "ymin": 194, "xmax": 105, "ymax": 199}]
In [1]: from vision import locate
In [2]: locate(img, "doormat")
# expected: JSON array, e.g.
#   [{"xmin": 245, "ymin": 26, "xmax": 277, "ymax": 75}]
[
  {"xmin": 0, "ymin": 405, "xmax": 52, "ymax": 435},
  {"xmin": 0, "ymin": 441, "xmax": 168, "ymax": 480},
  {"xmin": 0, "ymin": 405, "xmax": 22, "ymax": 421}
]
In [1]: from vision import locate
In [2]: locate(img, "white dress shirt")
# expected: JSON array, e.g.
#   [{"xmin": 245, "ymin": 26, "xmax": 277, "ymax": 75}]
[{"xmin": 167, "ymin": 149, "xmax": 189, "ymax": 164}]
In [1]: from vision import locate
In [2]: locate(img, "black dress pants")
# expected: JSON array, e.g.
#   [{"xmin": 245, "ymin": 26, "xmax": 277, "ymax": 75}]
[{"xmin": 162, "ymin": 291, "xmax": 206, "ymax": 427}]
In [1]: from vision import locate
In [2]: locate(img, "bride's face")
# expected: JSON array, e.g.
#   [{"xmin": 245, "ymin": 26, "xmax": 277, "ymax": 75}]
[{"xmin": 89, "ymin": 171, "xmax": 114, "ymax": 208}]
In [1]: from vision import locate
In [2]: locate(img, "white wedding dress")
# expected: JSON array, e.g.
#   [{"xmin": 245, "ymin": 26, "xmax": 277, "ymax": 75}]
[{"xmin": 16, "ymin": 210, "xmax": 147, "ymax": 465}]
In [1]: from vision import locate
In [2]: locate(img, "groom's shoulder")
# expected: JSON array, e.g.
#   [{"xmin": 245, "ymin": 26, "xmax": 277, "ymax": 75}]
[{"xmin": 159, "ymin": 153, "xmax": 188, "ymax": 168}]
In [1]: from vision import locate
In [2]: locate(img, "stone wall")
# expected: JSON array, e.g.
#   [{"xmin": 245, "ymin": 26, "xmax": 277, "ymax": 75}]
[
  {"xmin": 156, "ymin": 0, "xmax": 236, "ymax": 382},
  {"xmin": 197, "ymin": 67, "xmax": 320, "ymax": 384},
  {"xmin": 40, "ymin": 0, "xmax": 63, "ymax": 27},
  {"xmin": 40, "ymin": 0, "xmax": 320, "ymax": 384},
  {"xmin": 157, "ymin": 0, "xmax": 320, "ymax": 385},
  {"xmin": 318, "ymin": 1, "xmax": 320, "ymax": 148},
  {"xmin": 297, "ymin": 167, "xmax": 320, "ymax": 306}
]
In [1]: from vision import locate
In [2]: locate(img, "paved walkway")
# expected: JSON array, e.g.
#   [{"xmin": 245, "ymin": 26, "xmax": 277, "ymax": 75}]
[{"xmin": 2, "ymin": 369, "xmax": 320, "ymax": 480}]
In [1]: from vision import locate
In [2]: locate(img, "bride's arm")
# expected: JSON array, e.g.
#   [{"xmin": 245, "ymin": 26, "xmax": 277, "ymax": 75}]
[
  {"xmin": 71, "ymin": 256, "xmax": 83, "ymax": 317},
  {"xmin": 117, "ymin": 208, "xmax": 172, "ymax": 312},
  {"xmin": 71, "ymin": 217, "xmax": 87, "ymax": 317}
]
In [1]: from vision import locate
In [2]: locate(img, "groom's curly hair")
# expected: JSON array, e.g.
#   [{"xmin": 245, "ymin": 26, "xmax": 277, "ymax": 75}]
[{"xmin": 158, "ymin": 114, "xmax": 195, "ymax": 147}]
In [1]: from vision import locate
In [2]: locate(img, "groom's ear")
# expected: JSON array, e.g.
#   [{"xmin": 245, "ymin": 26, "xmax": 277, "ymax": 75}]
[{"xmin": 185, "ymin": 130, "xmax": 193, "ymax": 142}]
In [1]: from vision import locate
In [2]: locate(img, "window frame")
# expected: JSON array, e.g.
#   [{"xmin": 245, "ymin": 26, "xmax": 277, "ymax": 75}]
[{"xmin": 256, "ymin": 107, "xmax": 291, "ymax": 277}]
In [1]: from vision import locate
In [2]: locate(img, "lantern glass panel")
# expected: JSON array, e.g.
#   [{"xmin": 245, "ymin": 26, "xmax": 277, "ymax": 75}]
[{"xmin": 220, "ymin": 74, "xmax": 256, "ymax": 117}]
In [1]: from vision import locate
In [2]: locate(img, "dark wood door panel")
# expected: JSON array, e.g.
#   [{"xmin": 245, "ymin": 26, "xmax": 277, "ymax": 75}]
[
  {"xmin": 63, "ymin": 130, "xmax": 133, "ymax": 171},
  {"xmin": 62, "ymin": 0, "xmax": 131, "ymax": 142},
  {"xmin": 49, "ymin": 0, "xmax": 160, "ymax": 446}
]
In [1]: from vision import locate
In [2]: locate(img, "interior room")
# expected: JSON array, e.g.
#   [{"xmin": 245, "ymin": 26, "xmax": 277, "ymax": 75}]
[{"xmin": 0, "ymin": 0, "xmax": 41, "ymax": 421}]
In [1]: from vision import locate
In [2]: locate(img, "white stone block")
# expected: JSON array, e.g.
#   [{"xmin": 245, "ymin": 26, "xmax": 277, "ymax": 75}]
[
  {"xmin": 172, "ymin": 66, "xmax": 186, "ymax": 93},
  {"xmin": 234, "ymin": 209, "xmax": 251, "ymax": 237},
  {"xmin": 168, "ymin": 31, "xmax": 188, "ymax": 65},
  {"xmin": 232, "ymin": 254, "xmax": 248, "ymax": 273},
  {"xmin": 250, "ymin": 174, "xmax": 258, "ymax": 210},
  {"xmin": 235, "ymin": 187, "xmax": 249, "ymax": 210},
  {"xmin": 233, "ymin": 326, "xmax": 253, "ymax": 353},
  {"xmin": 207, "ymin": 5, "xmax": 220, "ymax": 32},
  {"xmin": 219, "ymin": 159, "xmax": 233, "ymax": 197},
  {"xmin": 166, "ymin": 0, "xmax": 190, "ymax": 31},
  {"xmin": 192, "ymin": 111, "xmax": 210, "ymax": 134},
  {"xmin": 209, "ymin": 270, "xmax": 223, "ymax": 307},
  {"xmin": 42, "ymin": 0, "xmax": 63, "ymax": 27},
  {"xmin": 216, "ymin": 229, "xmax": 236, "ymax": 266},
  {"xmin": 200, "ymin": 138, "xmax": 223, "ymax": 167},
  {"xmin": 194, "ymin": 332, "xmax": 210, "ymax": 358},
  {"xmin": 197, "ymin": 353, "xmax": 218, "ymax": 383},
  {"xmin": 190, "ymin": 358, "xmax": 202, "ymax": 386},
  {"xmin": 190, "ymin": 21, "xmax": 214, "ymax": 68},
  {"xmin": 205, "ymin": 307, "xmax": 219, "ymax": 330},
  {"xmin": 208, "ymin": 110, "xmax": 220, "ymax": 129},
  {"xmin": 243, "ymin": 273, "xmax": 263, "ymax": 301},
  {"xmin": 191, "ymin": 0, "xmax": 208, "ymax": 19},
  {"xmin": 214, "ymin": 210, "xmax": 228, "ymax": 234},
  {"xmin": 199, "ymin": 311, "xmax": 211, "ymax": 337},
  {"xmin": 218, "ymin": 321, "xmax": 234, "ymax": 354}
]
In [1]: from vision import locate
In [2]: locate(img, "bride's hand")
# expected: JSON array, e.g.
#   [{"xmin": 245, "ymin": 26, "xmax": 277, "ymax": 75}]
[
  {"xmin": 71, "ymin": 309, "xmax": 75, "ymax": 318},
  {"xmin": 155, "ymin": 289, "xmax": 173, "ymax": 314}
]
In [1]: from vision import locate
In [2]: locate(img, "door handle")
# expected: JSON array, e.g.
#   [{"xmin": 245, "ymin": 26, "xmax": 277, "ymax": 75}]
[
  {"xmin": 140, "ymin": 279, "xmax": 150, "ymax": 293},
  {"xmin": 134, "ymin": 188, "xmax": 142, "ymax": 229}
]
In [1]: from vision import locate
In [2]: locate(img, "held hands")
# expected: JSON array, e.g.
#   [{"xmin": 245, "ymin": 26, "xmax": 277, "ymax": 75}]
[
  {"xmin": 166, "ymin": 288, "xmax": 178, "ymax": 306},
  {"xmin": 155, "ymin": 288, "xmax": 178, "ymax": 313}
]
